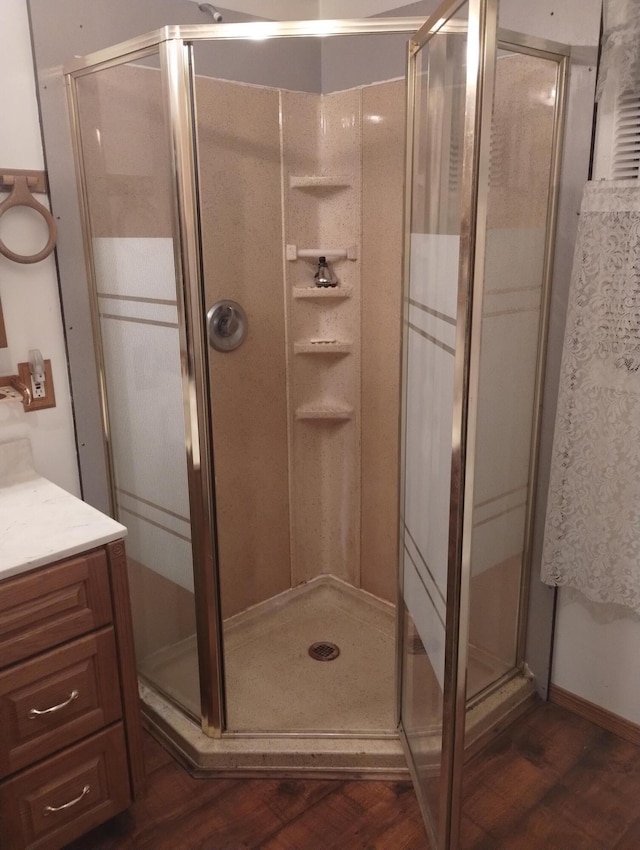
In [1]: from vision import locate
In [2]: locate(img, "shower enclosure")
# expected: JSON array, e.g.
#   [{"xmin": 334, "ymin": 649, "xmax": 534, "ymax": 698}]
[{"xmin": 64, "ymin": 2, "xmax": 567, "ymax": 846}]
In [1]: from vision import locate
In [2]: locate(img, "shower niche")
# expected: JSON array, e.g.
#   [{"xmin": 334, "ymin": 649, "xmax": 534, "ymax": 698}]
[{"xmin": 63, "ymin": 6, "xmax": 568, "ymax": 840}]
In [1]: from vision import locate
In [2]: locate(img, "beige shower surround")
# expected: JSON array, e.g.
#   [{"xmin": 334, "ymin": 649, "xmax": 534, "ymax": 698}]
[{"xmin": 198, "ymin": 76, "xmax": 406, "ymax": 615}]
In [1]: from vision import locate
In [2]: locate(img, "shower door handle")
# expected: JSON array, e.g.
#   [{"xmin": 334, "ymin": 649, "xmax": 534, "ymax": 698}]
[{"xmin": 207, "ymin": 300, "xmax": 248, "ymax": 352}]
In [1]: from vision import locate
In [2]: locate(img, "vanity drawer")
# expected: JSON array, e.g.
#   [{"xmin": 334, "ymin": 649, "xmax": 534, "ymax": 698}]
[
  {"xmin": 0, "ymin": 551, "xmax": 112, "ymax": 668},
  {"xmin": 0, "ymin": 628, "xmax": 122, "ymax": 777},
  {"xmin": 0, "ymin": 723, "xmax": 131, "ymax": 850}
]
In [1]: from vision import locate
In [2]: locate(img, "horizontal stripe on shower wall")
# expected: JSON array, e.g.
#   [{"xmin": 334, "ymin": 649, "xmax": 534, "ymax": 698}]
[
  {"xmin": 403, "ymin": 524, "xmax": 446, "ymax": 626},
  {"xmin": 406, "ymin": 320, "xmax": 455, "ymax": 357},
  {"xmin": 117, "ymin": 489, "xmax": 191, "ymax": 540},
  {"xmin": 98, "ymin": 293, "xmax": 179, "ymax": 326},
  {"xmin": 98, "ymin": 292, "xmax": 177, "ymax": 306},
  {"xmin": 117, "ymin": 487, "xmax": 190, "ymax": 524},
  {"xmin": 473, "ymin": 484, "xmax": 528, "ymax": 527},
  {"xmin": 100, "ymin": 314, "xmax": 179, "ymax": 329},
  {"xmin": 403, "ymin": 555, "xmax": 446, "ymax": 692},
  {"xmin": 119, "ymin": 505, "xmax": 191, "ymax": 544},
  {"xmin": 408, "ymin": 232, "xmax": 460, "ymax": 320},
  {"xmin": 93, "ymin": 237, "xmax": 177, "ymax": 302},
  {"xmin": 120, "ymin": 505, "xmax": 194, "ymax": 593},
  {"xmin": 408, "ymin": 297, "xmax": 456, "ymax": 326}
]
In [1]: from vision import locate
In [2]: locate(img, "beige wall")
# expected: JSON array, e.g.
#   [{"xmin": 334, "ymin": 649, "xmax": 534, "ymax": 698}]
[
  {"xmin": 194, "ymin": 77, "xmax": 405, "ymax": 612},
  {"xmin": 76, "ymin": 65, "xmax": 172, "ymax": 239},
  {"xmin": 361, "ymin": 79, "xmax": 405, "ymax": 603},
  {"xmin": 196, "ymin": 78, "xmax": 292, "ymax": 619},
  {"xmin": 282, "ymin": 88, "xmax": 363, "ymax": 586},
  {"xmin": 203, "ymin": 77, "xmax": 404, "ymax": 608}
]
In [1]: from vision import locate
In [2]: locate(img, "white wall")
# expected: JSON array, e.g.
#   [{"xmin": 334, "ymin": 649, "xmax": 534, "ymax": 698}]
[
  {"xmin": 553, "ymin": 590, "xmax": 640, "ymax": 725},
  {"xmin": 499, "ymin": 0, "xmax": 640, "ymax": 727},
  {"xmin": 0, "ymin": 0, "xmax": 79, "ymax": 496}
]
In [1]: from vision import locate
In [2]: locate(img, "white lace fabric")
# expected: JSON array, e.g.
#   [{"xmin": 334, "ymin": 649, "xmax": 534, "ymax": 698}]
[
  {"xmin": 596, "ymin": 0, "xmax": 640, "ymax": 101},
  {"xmin": 541, "ymin": 181, "xmax": 640, "ymax": 611}
]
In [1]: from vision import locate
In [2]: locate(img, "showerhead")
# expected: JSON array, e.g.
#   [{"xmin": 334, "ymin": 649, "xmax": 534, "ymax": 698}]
[{"xmin": 198, "ymin": 3, "xmax": 223, "ymax": 22}]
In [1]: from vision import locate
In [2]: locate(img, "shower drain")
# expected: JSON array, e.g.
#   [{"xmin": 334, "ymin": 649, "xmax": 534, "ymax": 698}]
[{"xmin": 308, "ymin": 641, "xmax": 340, "ymax": 662}]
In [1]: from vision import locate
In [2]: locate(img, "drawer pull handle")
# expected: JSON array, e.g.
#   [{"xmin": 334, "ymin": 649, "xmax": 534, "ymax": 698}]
[
  {"xmin": 28, "ymin": 689, "xmax": 79, "ymax": 719},
  {"xmin": 43, "ymin": 784, "xmax": 90, "ymax": 816}
]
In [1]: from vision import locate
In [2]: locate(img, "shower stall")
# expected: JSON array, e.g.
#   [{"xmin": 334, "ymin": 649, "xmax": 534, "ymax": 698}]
[{"xmin": 64, "ymin": 1, "xmax": 568, "ymax": 846}]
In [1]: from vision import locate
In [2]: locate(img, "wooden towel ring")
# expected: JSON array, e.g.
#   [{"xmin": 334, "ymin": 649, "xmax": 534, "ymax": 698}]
[{"xmin": 0, "ymin": 175, "xmax": 57, "ymax": 264}]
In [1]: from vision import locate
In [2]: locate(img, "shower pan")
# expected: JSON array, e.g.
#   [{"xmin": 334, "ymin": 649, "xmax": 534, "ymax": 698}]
[{"xmin": 64, "ymin": 1, "xmax": 568, "ymax": 846}]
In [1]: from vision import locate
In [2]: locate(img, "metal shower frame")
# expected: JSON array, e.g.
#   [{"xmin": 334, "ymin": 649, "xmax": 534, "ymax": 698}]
[{"xmin": 64, "ymin": 9, "xmax": 568, "ymax": 846}]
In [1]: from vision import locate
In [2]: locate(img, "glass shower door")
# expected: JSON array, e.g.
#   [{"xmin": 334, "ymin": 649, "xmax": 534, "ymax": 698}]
[
  {"xmin": 71, "ymin": 53, "xmax": 203, "ymax": 721},
  {"xmin": 398, "ymin": 2, "xmax": 496, "ymax": 847}
]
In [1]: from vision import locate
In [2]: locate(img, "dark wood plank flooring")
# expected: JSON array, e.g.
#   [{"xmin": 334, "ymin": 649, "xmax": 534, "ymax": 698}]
[{"xmin": 66, "ymin": 702, "xmax": 640, "ymax": 849}]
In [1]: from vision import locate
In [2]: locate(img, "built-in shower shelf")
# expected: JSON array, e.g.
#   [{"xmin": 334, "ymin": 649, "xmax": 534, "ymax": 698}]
[
  {"xmin": 289, "ymin": 175, "xmax": 351, "ymax": 189},
  {"xmin": 294, "ymin": 341, "xmax": 352, "ymax": 355},
  {"xmin": 286, "ymin": 244, "xmax": 358, "ymax": 261},
  {"xmin": 292, "ymin": 286, "xmax": 352, "ymax": 300},
  {"xmin": 295, "ymin": 404, "xmax": 354, "ymax": 422}
]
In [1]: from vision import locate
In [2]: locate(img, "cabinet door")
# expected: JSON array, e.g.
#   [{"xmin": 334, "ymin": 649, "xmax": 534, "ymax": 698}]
[
  {"xmin": 0, "ymin": 628, "xmax": 121, "ymax": 776},
  {"xmin": 0, "ymin": 724, "xmax": 130, "ymax": 850},
  {"xmin": 0, "ymin": 551, "xmax": 112, "ymax": 667}
]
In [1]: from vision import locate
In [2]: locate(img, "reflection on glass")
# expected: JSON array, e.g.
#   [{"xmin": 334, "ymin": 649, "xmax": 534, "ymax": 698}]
[
  {"xmin": 75, "ymin": 59, "xmax": 201, "ymax": 719},
  {"xmin": 401, "ymin": 604, "xmax": 444, "ymax": 814},
  {"xmin": 467, "ymin": 51, "xmax": 559, "ymax": 699},
  {"xmin": 400, "ymin": 7, "xmax": 468, "ymax": 845}
]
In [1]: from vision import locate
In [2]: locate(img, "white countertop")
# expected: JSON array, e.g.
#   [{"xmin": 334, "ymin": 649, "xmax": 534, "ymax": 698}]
[{"xmin": 0, "ymin": 439, "xmax": 127, "ymax": 581}]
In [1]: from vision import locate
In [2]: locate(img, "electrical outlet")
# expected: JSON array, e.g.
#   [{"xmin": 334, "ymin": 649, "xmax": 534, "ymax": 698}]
[
  {"xmin": 17, "ymin": 360, "xmax": 56, "ymax": 411},
  {"xmin": 32, "ymin": 377, "xmax": 46, "ymax": 399}
]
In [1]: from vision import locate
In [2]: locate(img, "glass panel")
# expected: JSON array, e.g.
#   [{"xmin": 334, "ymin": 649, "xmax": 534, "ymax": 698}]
[
  {"xmin": 74, "ymin": 58, "xmax": 200, "ymax": 719},
  {"xmin": 192, "ymin": 35, "xmax": 403, "ymax": 736},
  {"xmin": 401, "ymin": 603, "xmax": 444, "ymax": 815},
  {"xmin": 400, "ymin": 9, "xmax": 469, "ymax": 846},
  {"xmin": 467, "ymin": 50, "xmax": 559, "ymax": 698}
]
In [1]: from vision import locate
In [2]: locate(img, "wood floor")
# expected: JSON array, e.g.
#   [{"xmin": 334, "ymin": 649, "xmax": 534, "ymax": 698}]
[{"xmin": 66, "ymin": 701, "xmax": 640, "ymax": 850}]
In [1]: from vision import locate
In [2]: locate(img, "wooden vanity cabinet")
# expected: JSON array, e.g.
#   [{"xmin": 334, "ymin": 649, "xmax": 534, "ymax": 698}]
[{"xmin": 0, "ymin": 540, "xmax": 144, "ymax": 850}]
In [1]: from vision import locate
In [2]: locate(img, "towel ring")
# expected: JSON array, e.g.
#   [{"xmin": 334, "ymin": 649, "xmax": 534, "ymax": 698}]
[{"xmin": 0, "ymin": 175, "xmax": 57, "ymax": 264}]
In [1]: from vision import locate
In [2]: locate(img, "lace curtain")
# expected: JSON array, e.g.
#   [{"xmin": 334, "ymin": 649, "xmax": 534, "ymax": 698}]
[
  {"xmin": 541, "ymin": 182, "xmax": 640, "ymax": 611},
  {"xmin": 596, "ymin": 0, "xmax": 640, "ymax": 101}
]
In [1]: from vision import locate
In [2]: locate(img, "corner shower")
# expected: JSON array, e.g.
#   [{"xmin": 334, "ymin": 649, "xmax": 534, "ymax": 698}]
[{"xmin": 64, "ymin": 3, "xmax": 568, "ymax": 846}]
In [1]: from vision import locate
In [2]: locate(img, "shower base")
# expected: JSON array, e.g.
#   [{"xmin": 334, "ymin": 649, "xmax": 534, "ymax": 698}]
[
  {"xmin": 139, "ymin": 575, "xmax": 535, "ymax": 777},
  {"xmin": 140, "ymin": 575, "xmax": 405, "ymax": 776}
]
